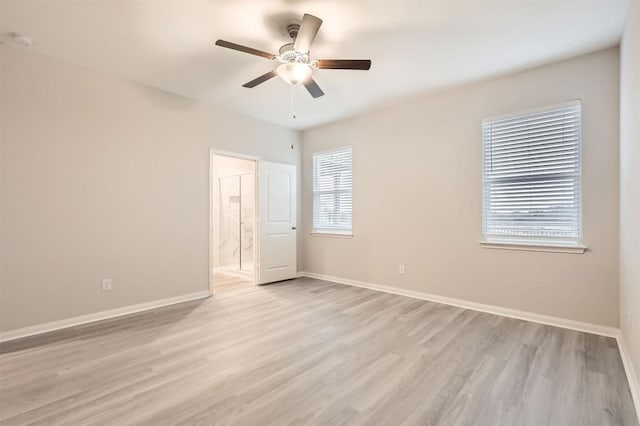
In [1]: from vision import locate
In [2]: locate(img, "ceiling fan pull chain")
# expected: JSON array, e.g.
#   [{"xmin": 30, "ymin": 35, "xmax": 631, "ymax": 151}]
[{"xmin": 291, "ymin": 86, "xmax": 296, "ymax": 119}]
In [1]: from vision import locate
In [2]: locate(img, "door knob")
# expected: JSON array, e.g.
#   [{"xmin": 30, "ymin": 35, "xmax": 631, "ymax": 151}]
[{"xmin": 292, "ymin": 227, "xmax": 297, "ymax": 230}]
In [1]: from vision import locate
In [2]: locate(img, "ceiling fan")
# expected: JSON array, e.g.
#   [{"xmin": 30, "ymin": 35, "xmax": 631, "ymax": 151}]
[{"xmin": 215, "ymin": 13, "xmax": 371, "ymax": 99}]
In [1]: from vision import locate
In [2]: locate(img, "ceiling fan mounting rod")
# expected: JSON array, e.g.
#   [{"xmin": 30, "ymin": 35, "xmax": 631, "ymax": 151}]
[{"xmin": 286, "ymin": 23, "xmax": 300, "ymax": 41}]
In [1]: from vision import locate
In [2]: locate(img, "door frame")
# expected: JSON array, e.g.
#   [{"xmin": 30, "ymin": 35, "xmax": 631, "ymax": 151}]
[{"xmin": 209, "ymin": 149, "xmax": 260, "ymax": 296}]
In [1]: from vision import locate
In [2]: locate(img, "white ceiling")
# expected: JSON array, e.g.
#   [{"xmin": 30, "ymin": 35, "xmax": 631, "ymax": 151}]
[{"xmin": 0, "ymin": 0, "xmax": 630, "ymax": 130}]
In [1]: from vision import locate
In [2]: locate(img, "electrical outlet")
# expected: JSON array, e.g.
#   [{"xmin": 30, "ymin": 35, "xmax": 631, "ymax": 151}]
[
  {"xmin": 102, "ymin": 278, "xmax": 112, "ymax": 292},
  {"xmin": 399, "ymin": 264, "xmax": 405, "ymax": 274}
]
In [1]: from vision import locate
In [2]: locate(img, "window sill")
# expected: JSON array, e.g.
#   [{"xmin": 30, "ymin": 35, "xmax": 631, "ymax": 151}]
[
  {"xmin": 311, "ymin": 231, "xmax": 353, "ymax": 238},
  {"xmin": 479, "ymin": 240, "xmax": 587, "ymax": 254}
]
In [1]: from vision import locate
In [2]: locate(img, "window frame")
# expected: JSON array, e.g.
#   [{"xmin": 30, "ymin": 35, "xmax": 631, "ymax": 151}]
[
  {"xmin": 480, "ymin": 100, "xmax": 587, "ymax": 254},
  {"xmin": 311, "ymin": 146, "xmax": 353, "ymax": 237}
]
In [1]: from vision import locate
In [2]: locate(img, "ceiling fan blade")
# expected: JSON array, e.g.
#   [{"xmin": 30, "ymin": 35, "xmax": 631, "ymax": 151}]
[
  {"xmin": 316, "ymin": 59, "xmax": 371, "ymax": 70},
  {"xmin": 242, "ymin": 70, "xmax": 278, "ymax": 88},
  {"xmin": 215, "ymin": 40, "xmax": 276, "ymax": 60},
  {"xmin": 302, "ymin": 77, "xmax": 325, "ymax": 98},
  {"xmin": 294, "ymin": 14, "xmax": 322, "ymax": 53}
]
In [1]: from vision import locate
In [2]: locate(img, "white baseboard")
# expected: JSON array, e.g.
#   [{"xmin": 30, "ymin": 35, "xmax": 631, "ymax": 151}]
[
  {"xmin": 617, "ymin": 334, "xmax": 640, "ymax": 420},
  {"xmin": 0, "ymin": 290, "xmax": 210, "ymax": 343},
  {"xmin": 301, "ymin": 271, "xmax": 619, "ymax": 338}
]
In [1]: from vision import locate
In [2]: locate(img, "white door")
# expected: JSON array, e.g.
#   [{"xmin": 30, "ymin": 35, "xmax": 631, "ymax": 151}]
[{"xmin": 258, "ymin": 161, "xmax": 297, "ymax": 284}]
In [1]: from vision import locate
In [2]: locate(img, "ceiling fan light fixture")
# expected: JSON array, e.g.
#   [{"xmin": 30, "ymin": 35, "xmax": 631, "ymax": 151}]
[{"xmin": 276, "ymin": 62, "xmax": 312, "ymax": 85}]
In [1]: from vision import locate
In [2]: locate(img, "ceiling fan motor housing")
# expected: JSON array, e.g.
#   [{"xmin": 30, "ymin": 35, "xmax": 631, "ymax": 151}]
[{"xmin": 279, "ymin": 43, "xmax": 309, "ymax": 64}]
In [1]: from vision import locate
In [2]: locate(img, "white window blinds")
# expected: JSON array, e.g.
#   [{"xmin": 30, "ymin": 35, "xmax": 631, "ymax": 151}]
[
  {"xmin": 482, "ymin": 101, "xmax": 582, "ymax": 244},
  {"xmin": 313, "ymin": 147, "xmax": 353, "ymax": 233}
]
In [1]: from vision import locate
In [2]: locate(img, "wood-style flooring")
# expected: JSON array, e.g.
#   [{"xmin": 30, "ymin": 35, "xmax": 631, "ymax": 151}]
[
  {"xmin": 211, "ymin": 271, "xmax": 253, "ymax": 295},
  {"xmin": 0, "ymin": 277, "xmax": 638, "ymax": 425}
]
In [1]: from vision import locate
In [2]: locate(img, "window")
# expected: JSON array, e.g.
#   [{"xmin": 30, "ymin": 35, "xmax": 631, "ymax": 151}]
[
  {"xmin": 313, "ymin": 147, "xmax": 353, "ymax": 235},
  {"xmin": 482, "ymin": 101, "xmax": 583, "ymax": 249}
]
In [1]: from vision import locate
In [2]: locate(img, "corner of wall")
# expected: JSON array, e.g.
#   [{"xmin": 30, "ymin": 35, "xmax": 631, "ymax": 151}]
[{"xmin": 619, "ymin": 0, "xmax": 640, "ymax": 414}]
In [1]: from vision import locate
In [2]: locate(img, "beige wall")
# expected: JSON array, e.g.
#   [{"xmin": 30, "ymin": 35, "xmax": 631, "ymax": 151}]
[
  {"xmin": 0, "ymin": 46, "xmax": 301, "ymax": 332},
  {"xmin": 302, "ymin": 47, "xmax": 620, "ymax": 327},
  {"xmin": 0, "ymin": 42, "xmax": 625, "ymax": 335},
  {"xmin": 620, "ymin": 0, "xmax": 640, "ymax": 384}
]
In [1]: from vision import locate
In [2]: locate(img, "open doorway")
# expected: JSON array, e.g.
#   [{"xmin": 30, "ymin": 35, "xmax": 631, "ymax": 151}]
[{"xmin": 210, "ymin": 152, "xmax": 257, "ymax": 294}]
